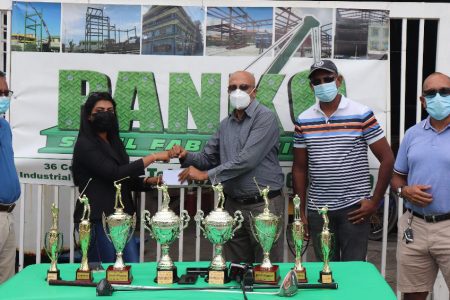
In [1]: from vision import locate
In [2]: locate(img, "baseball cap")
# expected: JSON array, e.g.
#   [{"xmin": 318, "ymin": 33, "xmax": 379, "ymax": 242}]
[{"xmin": 308, "ymin": 60, "xmax": 338, "ymax": 78}]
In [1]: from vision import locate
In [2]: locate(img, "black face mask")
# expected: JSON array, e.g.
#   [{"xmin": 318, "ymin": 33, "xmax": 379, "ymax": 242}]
[{"xmin": 91, "ymin": 111, "xmax": 116, "ymax": 132}]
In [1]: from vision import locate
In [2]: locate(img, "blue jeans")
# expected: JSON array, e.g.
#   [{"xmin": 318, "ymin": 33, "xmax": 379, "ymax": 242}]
[
  {"xmin": 77, "ymin": 222, "xmax": 139, "ymax": 264},
  {"xmin": 308, "ymin": 203, "xmax": 370, "ymax": 262}
]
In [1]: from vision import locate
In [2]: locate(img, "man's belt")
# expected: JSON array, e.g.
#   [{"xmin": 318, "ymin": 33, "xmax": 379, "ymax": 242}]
[
  {"xmin": 228, "ymin": 189, "xmax": 282, "ymax": 205},
  {"xmin": 0, "ymin": 203, "xmax": 16, "ymax": 213},
  {"xmin": 410, "ymin": 210, "xmax": 450, "ymax": 223}
]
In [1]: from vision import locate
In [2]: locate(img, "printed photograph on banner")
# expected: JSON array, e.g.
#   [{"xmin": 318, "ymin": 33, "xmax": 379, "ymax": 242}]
[
  {"xmin": 61, "ymin": 3, "xmax": 141, "ymax": 54},
  {"xmin": 206, "ymin": 7, "xmax": 273, "ymax": 56},
  {"xmin": 334, "ymin": 9, "xmax": 389, "ymax": 60},
  {"xmin": 11, "ymin": 1, "xmax": 61, "ymax": 52},
  {"xmin": 141, "ymin": 6, "xmax": 205, "ymax": 56},
  {"xmin": 274, "ymin": 7, "xmax": 333, "ymax": 59}
]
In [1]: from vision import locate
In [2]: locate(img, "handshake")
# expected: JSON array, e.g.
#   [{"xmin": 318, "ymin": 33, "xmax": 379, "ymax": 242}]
[{"xmin": 151, "ymin": 145, "xmax": 209, "ymax": 183}]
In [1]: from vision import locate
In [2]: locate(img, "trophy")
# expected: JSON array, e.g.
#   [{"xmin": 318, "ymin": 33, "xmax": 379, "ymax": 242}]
[
  {"xmin": 195, "ymin": 183, "xmax": 244, "ymax": 284},
  {"xmin": 75, "ymin": 194, "xmax": 93, "ymax": 281},
  {"xmin": 250, "ymin": 183, "xmax": 282, "ymax": 284},
  {"xmin": 291, "ymin": 195, "xmax": 307, "ymax": 283},
  {"xmin": 102, "ymin": 179, "xmax": 136, "ymax": 284},
  {"xmin": 318, "ymin": 206, "xmax": 334, "ymax": 283},
  {"xmin": 44, "ymin": 203, "xmax": 63, "ymax": 282},
  {"xmin": 143, "ymin": 183, "xmax": 190, "ymax": 284}
]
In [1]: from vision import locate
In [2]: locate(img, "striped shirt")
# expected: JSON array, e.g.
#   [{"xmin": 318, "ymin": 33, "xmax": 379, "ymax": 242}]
[{"xmin": 293, "ymin": 96, "xmax": 384, "ymax": 210}]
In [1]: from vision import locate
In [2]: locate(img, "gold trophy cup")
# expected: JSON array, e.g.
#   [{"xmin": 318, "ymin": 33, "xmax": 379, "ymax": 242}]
[
  {"xmin": 75, "ymin": 195, "xmax": 93, "ymax": 281},
  {"xmin": 102, "ymin": 179, "xmax": 136, "ymax": 284},
  {"xmin": 250, "ymin": 184, "xmax": 282, "ymax": 284},
  {"xmin": 318, "ymin": 206, "xmax": 333, "ymax": 283},
  {"xmin": 291, "ymin": 195, "xmax": 307, "ymax": 283},
  {"xmin": 44, "ymin": 203, "xmax": 63, "ymax": 282}
]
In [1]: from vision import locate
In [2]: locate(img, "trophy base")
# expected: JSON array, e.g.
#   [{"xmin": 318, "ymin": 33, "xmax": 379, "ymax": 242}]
[
  {"xmin": 154, "ymin": 266, "xmax": 179, "ymax": 284},
  {"xmin": 205, "ymin": 268, "xmax": 230, "ymax": 284},
  {"xmin": 76, "ymin": 269, "xmax": 93, "ymax": 282},
  {"xmin": 319, "ymin": 271, "xmax": 333, "ymax": 284},
  {"xmin": 293, "ymin": 267, "xmax": 308, "ymax": 283},
  {"xmin": 46, "ymin": 270, "xmax": 61, "ymax": 282},
  {"xmin": 106, "ymin": 265, "xmax": 133, "ymax": 284},
  {"xmin": 253, "ymin": 265, "xmax": 280, "ymax": 284}
]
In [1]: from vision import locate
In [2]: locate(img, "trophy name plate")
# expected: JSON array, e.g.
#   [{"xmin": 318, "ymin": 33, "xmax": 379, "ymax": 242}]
[
  {"xmin": 106, "ymin": 265, "xmax": 133, "ymax": 284},
  {"xmin": 76, "ymin": 269, "xmax": 93, "ymax": 281},
  {"xmin": 254, "ymin": 266, "xmax": 280, "ymax": 284}
]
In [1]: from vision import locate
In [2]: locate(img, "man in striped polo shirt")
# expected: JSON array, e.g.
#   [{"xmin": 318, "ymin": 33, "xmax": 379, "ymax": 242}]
[{"xmin": 292, "ymin": 60, "xmax": 394, "ymax": 261}]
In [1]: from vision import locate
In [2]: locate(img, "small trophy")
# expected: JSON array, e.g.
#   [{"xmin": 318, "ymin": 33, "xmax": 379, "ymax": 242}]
[
  {"xmin": 143, "ymin": 183, "xmax": 190, "ymax": 284},
  {"xmin": 102, "ymin": 179, "xmax": 136, "ymax": 284},
  {"xmin": 44, "ymin": 203, "xmax": 63, "ymax": 282},
  {"xmin": 318, "ymin": 206, "xmax": 334, "ymax": 283},
  {"xmin": 250, "ymin": 182, "xmax": 282, "ymax": 284},
  {"xmin": 195, "ymin": 183, "xmax": 244, "ymax": 284},
  {"xmin": 291, "ymin": 195, "xmax": 307, "ymax": 283},
  {"xmin": 75, "ymin": 195, "xmax": 93, "ymax": 281}
]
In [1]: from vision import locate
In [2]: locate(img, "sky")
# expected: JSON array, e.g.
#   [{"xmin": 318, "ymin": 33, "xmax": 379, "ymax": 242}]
[
  {"xmin": 12, "ymin": 1, "xmax": 61, "ymax": 36},
  {"xmin": 62, "ymin": 4, "xmax": 142, "ymax": 45}
]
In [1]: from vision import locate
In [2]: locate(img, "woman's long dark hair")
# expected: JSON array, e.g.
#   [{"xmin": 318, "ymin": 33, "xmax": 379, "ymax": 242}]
[{"xmin": 72, "ymin": 92, "xmax": 129, "ymax": 186}]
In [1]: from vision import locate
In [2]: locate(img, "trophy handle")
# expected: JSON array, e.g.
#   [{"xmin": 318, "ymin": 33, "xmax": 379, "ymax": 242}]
[
  {"xmin": 180, "ymin": 210, "xmax": 190, "ymax": 229},
  {"xmin": 102, "ymin": 212, "xmax": 112, "ymax": 243},
  {"xmin": 44, "ymin": 232, "xmax": 51, "ymax": 258},
  {"xmin": 194, "ymin": 210, "xmax": 205, "ymax": 235},
  {"xmin": 232, "ymin": 210, "xmax": 244, "ymax": 237},
  {"xmin": 248, "ymin": 212, "xmax": 260, "ymax": 244},
  {"xmin": 126, "ymin": 213, "xmax": 137, "ymax": 244}
]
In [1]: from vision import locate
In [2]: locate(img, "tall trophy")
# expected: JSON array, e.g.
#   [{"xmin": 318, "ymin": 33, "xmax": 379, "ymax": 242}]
[
  {"xmin": 102, "ymin": 179, "xmax": 136, "ymax": 284},
  {"xmin": 44, "ymin": 203, "xmax": 63, "ymax": 281},
  {"xmin": 291, "ymin": 195, "xmax": 307, "ymax": 283},
  {"xmin": 250, "ymin": 182, "xmax": 282, "ymax": 284},
  {"xmin": 75, "ymin": 194, "xmax": 93, "ymax": 281},
  {"xmin": 143, "ymin": 183, "xmax": 190, "ymax": 284},
  {"xmin": 318, "ymin": 205, "xmax": 334, "ymax": 283},
  {"xmin": 195, "ymin": 183, "xmax": 244, "ymax": 284}
]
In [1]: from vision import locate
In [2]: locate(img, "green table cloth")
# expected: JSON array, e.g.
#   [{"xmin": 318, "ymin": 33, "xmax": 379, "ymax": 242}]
[{"xmin": 0, "ymin": 261, "xmax": 395, "ymax": 300}]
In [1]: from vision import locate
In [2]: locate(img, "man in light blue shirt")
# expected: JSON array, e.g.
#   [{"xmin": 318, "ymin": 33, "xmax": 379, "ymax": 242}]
[
  {"xmin": 391, "ymin": 72, "xmax": 450, "ymax": 300},
  {"xmin": 0, "ymin": 71, "xmax": 20, "ymax": 284}
]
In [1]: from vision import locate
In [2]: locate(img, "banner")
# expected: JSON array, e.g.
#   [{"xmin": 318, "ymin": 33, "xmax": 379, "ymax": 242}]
[{"xmin": 9, "ymin": 2, "xmax": 390, "ymax": 186}]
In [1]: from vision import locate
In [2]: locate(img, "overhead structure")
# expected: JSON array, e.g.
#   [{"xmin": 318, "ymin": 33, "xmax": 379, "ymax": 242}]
[{"xmin": 207, "ymin": 7, "xmax": 272, "ymax": 50}]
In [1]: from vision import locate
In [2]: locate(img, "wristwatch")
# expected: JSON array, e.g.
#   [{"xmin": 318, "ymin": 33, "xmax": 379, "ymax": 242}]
[{"xmin": 396, "ymin": 186, "xmax": 405, "ymax": 198}]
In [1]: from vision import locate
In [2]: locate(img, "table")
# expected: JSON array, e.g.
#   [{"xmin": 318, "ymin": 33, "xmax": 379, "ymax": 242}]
[{"xmin": 1, "ymin": 261, "xmax": 395, "ymax": 300}]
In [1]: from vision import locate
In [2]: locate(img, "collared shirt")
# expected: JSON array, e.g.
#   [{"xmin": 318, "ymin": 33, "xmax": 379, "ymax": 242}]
[
  {"xmin": 294, "ymin": 95, "xmax": 384, "ymax": 210},
  {"xmin": 0, "ymin": 117, "xmax": 21, "ymax": 203},
  {"xmin": 182, "ymin": 100, "xmax": 284, "ymax": 198},
  {"xmin": 394, "ymin": 117, "xmax": 450, "ymax": 215}
]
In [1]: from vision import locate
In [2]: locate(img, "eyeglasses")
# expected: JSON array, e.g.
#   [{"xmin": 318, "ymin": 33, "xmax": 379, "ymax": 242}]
[
  {"xmin": 423, "ymin": 87, "xmax": 450, "ymax": 98},
  {"xmin": 228, "ymin": 84, "xmax": 253, "ymax": 93},
  {"xmin": 310, "ymin": 76, "xmax": 335, "ymax": 86},
  {"xmin": 0, "ymin": 90, "xmax": 13, "ymax": 97}
]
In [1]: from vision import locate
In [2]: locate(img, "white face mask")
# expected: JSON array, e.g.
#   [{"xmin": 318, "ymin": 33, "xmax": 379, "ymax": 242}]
[{"xmin": 229, "ymin": 88, "xmax": 253, "ymax": 110}]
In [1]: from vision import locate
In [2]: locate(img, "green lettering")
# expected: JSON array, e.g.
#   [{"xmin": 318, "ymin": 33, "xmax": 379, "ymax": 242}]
[
  {"xmin": 168, "ymin": 73, "xmax": 221, "ymax": 134},
  {"xmin": 185, "ymin": 140, "xmax": 202, "ymax": 151},
  {"xmin": 124, "ymin": 138, "xmax": 137, "ymax": 150},
  {"xmin": 58, "ymin": 70, "xmax": 111, "ymax": 130},
  {"xmin": 150, "ymin": 139, "xmax": 165, "ymax": 150},
  {"xmin": 114, "ymin": 71, "xmax": 163, "ymax": 132},
  {"xmin": 165, "ymin": 139, "xmax": 182, "ymax": 150},
  {"xmin": 254, "ymin": 74, "xmax": 285, "ymax": 130},
  {"xmin": 59, "ymin": 136, "xmax": 76, "ymax": 148}
]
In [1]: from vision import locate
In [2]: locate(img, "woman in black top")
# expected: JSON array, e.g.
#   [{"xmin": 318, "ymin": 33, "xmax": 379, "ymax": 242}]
[{"xmin": 72, "ymin": 92, "xmax": 169, "ymax": 263}]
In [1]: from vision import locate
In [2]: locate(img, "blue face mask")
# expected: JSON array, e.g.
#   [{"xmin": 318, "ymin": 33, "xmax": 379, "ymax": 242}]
[
  {"xmin": 425, "ymin": 93, "xmax": 450, "ymax": 121},
  {"xmin": 0, "ymin": 96, "xmax": 10, "ymax": 114},
  {"xmin": 313, "ymin": 81, "xmax": 338, "ymax": 103}
]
